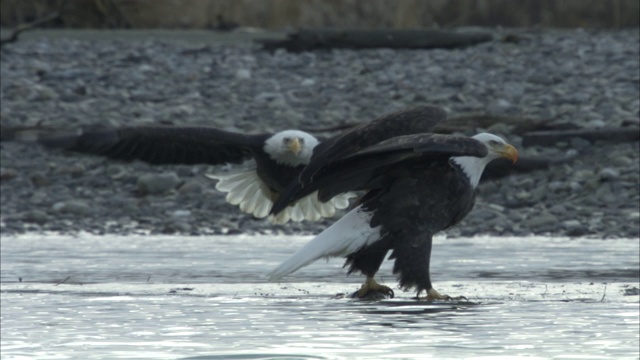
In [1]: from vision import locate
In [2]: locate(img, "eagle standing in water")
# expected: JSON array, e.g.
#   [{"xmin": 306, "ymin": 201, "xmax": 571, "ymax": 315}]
[{"xmin": 269, "ymin": 107, "xmax": 518, "ymax": 300}]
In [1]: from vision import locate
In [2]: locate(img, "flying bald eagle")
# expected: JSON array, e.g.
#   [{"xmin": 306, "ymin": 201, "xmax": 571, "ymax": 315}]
[
  {"xmin": 4, "ymin": 105, "xmax": 451, "ymax": 223},
  {"xmin": 17, "ymin": 125, "xmax": 353, "ymax": 224},
  {"xmin": 269, "ymin": 113, "xmax": 518, "ymax": 300}
]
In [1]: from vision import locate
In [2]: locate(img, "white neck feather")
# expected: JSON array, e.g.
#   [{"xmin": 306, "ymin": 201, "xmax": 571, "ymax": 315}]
[{"xmin": 450, "ymin": 156, "xmax": 492, "ymax": 189}]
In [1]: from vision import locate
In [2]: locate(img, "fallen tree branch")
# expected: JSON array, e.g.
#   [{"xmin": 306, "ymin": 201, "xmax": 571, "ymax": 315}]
[
  {"xmin": 522, "ymin": 127, "xmax": 640, "ymax": 146},
  {"xmin": 482, "ymin": 154, "xmax": 577, "ymax": 181},
  {"xmin": 259, "ymin": 28, "xmax": 493, "ymax": 52},
  {"xmin": 0, "ymin": 0, "xmax": 67, "ymax": 47},
  {"xmin": 300, "ymin": 123, "xmax": 360, "ymax": 133}
]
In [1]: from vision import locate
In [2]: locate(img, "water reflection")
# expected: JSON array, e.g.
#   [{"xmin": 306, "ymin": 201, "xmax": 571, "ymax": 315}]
[
  {"xmin": 474, "ymin": 268, "xmax": 640, "ymax": 280},
  {"xmin": 1, "ymin": 234, "xmax": 638, "ymax": 359}
]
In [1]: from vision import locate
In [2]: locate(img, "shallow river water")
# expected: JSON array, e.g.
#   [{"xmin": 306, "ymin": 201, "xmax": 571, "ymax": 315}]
[{"xmin": 1, "ymin": 234, "xmax": 638, "ymax": 359}]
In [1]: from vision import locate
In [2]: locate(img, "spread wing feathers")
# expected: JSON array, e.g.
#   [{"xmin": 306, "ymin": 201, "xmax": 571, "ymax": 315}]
[
  {"xmin": 206, "ymin": 170, "xmax": 275, "ymax": 219},
  {"xmin": 269, "ymin": 205, "xmax": 381, "ymax": 280},
  {"xmin": 270, "ymin": 191, "xmax": 355, "ymax": 224},
  {"xmin": 206, "ymin": 171, "xmax": 355, "ymax": 224},
  {"xmin": 301, "ymin": 105, "xmax": 448, "ymax": 184},
  {"xmin": 36, "ymin": 126, "xmax": 269, "ymax": 166},
  {"xmin": 272, "ymin": 133, "xmax": 487, "ymax": 214}
]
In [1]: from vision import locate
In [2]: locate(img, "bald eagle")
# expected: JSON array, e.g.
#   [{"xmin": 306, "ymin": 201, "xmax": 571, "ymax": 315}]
[
  {"xmin": 270, "ymin": 114, "xmax": 518, "ymax": 300},
  {"xmin": 26, "ymin": 126, "xmax": 353, "ymax": 224}
]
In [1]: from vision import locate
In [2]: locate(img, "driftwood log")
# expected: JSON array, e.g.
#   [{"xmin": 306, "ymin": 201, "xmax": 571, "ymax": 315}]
[
  {"xmin": 0, "ymin": 0, "xmax": 68, "ymax": 48},
  {"xmin": 522, "ymin": 127, "xmax": 640, "ymax": 147},
  {"xmin": 303, "ymin": 115, "xmax": 572, "ymax": 136},
  {"xmin": 0, "ymin": 124, "xmax": 583, "ymax": 183},
  {"xmin": 259, "ymin": 29, "xmax": 493, "ymax": 52},
  {"xmin": 436, "ymin": 114, "xmax": 563, "ymax": 135},
  {"xmin": 482, "ymin": 156, "xmax": 576, "ymax": 181},
  {"xmin": 3, "ymin": 118, "xmax": 638, "ymax": 182}
]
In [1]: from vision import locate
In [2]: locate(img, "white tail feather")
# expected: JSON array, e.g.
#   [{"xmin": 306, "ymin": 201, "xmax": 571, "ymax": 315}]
[{"xmin": 269, "ymin": 205, "xmax": 381, "ymax": 280}]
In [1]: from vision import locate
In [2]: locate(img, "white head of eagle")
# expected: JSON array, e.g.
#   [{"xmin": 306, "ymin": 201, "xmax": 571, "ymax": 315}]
[
  {"xmin": 263, "ymin": 130, "xmax": 319, "ymax": 166},
  {"xmin": 451, "ymin": 132, "xmax": 518, "ymax": 188}
]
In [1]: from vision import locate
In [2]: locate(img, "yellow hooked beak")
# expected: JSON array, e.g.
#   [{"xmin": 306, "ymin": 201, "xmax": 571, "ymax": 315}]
[
  {"xmin": 287, "ymin": 138, "xmax": 302, "ymax": 155},
  {"xmin": 498, "ymin": 144, "xmax": 519, "ymax": 164}
]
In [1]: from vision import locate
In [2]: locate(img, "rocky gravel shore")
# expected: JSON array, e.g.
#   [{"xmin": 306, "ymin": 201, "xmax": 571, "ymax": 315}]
[{"xmin": 1, "ymin": 28, "xmax": 638, "ymax": 238}]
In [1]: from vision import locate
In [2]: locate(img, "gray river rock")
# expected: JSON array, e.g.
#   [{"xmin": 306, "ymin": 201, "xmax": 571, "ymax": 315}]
[{"xmin": 0, "ymin": 28, "xmax": 638, "ymax": 238}]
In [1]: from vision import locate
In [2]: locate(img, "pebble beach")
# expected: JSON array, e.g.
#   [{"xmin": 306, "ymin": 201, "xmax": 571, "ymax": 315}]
[{"xmin": 1, "ymin": 28, "xmax": 638, "ymax": 238}]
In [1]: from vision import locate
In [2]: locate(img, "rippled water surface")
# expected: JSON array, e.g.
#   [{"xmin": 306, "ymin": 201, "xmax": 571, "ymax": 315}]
[{"xmin": 1, "ymin": 234, "xmax": 638, "ymax": 359}]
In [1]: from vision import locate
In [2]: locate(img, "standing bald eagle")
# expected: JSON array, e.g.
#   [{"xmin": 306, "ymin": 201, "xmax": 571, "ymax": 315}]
[
  {"xmin": 270, "ymin": 119, "xmax": 517, "ymax": 299},
  {"xmin": 20, "ymin": 126, "xmax": 353, "ymax": 224}
]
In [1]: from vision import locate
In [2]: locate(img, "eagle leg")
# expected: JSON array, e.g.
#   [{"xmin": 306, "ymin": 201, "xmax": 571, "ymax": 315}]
[
  {"xmin": 351, "ymin": 276, "xmax": 395, "ymax": 299},
  {"xmin": 424, "ymin": 288, "xmax": 467, "ymax": 301}
]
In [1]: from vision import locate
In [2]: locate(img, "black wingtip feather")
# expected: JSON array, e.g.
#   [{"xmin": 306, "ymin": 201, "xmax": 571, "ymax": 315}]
[{"xmin": 270, "ymin": 182, "xmax": 305, "ymax": 216}]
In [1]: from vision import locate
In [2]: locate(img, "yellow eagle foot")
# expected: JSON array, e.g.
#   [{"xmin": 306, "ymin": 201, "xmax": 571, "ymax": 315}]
[
  {"xmin": 424, "ymin": 288, "xmax": 467, "ymax": 301},
  {"xmin": 350, "ymin": 277, "xmax": 395, "ymax": 300}
]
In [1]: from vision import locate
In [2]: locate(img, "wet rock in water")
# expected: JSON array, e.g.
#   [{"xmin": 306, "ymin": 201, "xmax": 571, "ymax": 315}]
[
  {"xmin": 348, "ymin": 289, "xmax": 394, "ymax": 300},
  {"xmin": 136, "ymin": 172, "xmax": 181, "ymax": 195},
  {"xmin": 622, "ymin": 287, "xmax": 640, "ymax": 296}
]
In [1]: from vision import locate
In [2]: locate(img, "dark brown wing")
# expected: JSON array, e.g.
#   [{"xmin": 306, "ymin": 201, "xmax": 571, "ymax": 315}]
[
  {"xmin": 271, "ymin": 133, "xmax": 487, "ymax": 214},
  {"xmin": 345, "ymin": 133, "xmax": 487, "ymax": 159},
  {"xmin": 36, "ymin": 126, "xmax": 270, "ymax": 165},
  {"xmin": 301, "ymin": 105, "xmax": 448, "ymax": 184}
]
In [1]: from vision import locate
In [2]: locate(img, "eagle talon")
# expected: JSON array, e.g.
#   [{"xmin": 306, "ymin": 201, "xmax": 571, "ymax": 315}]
[
  {"xmin": 352, "ymin": 277, "xmax": 395, "ymax": 299},
  {"xmin": 424, "ymin": 288, "xmax": 466, "ymax": 301}
]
